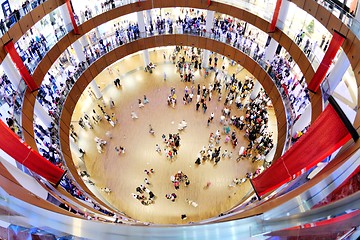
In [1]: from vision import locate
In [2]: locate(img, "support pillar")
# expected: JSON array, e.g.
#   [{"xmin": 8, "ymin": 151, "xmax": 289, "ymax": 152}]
[
  {"xmin": 276, "ymin": 0, "xmax": 290, "ymax": 30},
  {"xmin": 4, "ymin": 40, "xmax": 38, "ymax": 91},
  {"xmin": 34, "ymin": 101, "xmax": 53, "ymax": 126},
  {"xmin": 59, "ymin": 4, "xmax": 72, "ymax": 32},
  {"xmin": 264, "ymin": 38, "xmax": 278, "ymax": 62},
  {"xmin": 72, "ymin": 41, "xmax": 86, "ymax": 62},
  {"xmin": 2, "ymin": 55, "xmax": 22, "ymax": 89},
  {"xmin": 79, "ymin": 35, "xmax": 89, "ymax": 48},
  {"xmin": 64, "ymin": 0, "xmax": 79, "ymax": 34},
  {"xmin": 202, "ymin": 50, "xmax": 211, "ymax": 68},
  {"xmin": 250, "ymin": 80, "xmax": 262, "ymax": 100},
  {"xmin": 308, "ymin": 30, "xmax": 345, "ymax": 92},
  {"xmin": 137, "ymin": 11, "xmax": 146, "ymax": 37},
  {"xmin": 355, "ymin": 0, "xmax": 360, "ymax": 22},
  {"xmin": 143, "ymin": 49, "xmax": 150, "ymax": 66},
  {"xmin": 205, "ymin": 10, "xmax": 215, "ymax": 33},
  {"xmin": 292, "ymin": 104, "xmax": 311, "ymax": 135},
  {"xmin": 269, "ymin": 0, "xmax": 283, "ymax": 32},
  {"xmin": 146, "ymin": 10, "xmax": 152, "ymax": 25},
  {"xmin": 90, "ymin": 80, "xmax": 102, "ymax": 99},
  {"xmin": 326, "ymin": 51, "xmax": 350, "ymax": 93}
]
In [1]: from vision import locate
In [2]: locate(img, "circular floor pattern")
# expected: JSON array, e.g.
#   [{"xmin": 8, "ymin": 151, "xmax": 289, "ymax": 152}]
[{"xmin": 71, "ymin": 48, "xmax": 278, "ymax": 224}]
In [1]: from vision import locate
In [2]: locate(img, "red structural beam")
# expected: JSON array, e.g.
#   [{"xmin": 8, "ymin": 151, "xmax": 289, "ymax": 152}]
[
  {"xmin": 0, "ymin": 120, "xmax": 65, "ymax": 185},
  {"xmin": 308, "ymin": 30, "xmax": 345, "ymax": 92},
  {"xmin": 65, "ymin": 0, "xmax": 79, "ymax": 35},
  {"xmin": 4, "ymin": 40, "xmax": 38, "ymax": 92},
  {"xmin": 269, "ymin": 0, "xmax": 282, "ymax": 32},
  {"xmin": 252, "ymin": 103, "xmax": 351, "ymax": 197}
]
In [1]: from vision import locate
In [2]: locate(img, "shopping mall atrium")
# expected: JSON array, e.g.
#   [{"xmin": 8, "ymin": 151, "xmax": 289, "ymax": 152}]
[{"xmin": 0, "ymin": 0, "xmax": 359, "ymax": 239}]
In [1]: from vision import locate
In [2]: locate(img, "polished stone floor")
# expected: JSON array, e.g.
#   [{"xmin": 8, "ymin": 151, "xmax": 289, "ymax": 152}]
[{"xmin": 70, "ymin": 47, "xmax": 278, "ymax": 224}]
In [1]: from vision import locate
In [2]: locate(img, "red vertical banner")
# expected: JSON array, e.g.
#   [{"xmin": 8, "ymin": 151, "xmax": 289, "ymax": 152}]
[
  {"xmin": 0, "ymin": 120, "xmax": 65, "ymax": 185},
  {"xmin": 269, "ymin": 0, "xmax": 282, "ymax": 32},
  {"xmin": 308, "ymin": 31, "xmax": 345, "ymax": 92},
  {"xmin": 65, "ymin": 0, "xmax": 79, "ymax": 35},
  {"xmin": 208, "ymin": 0, "xmax": 211, "ymax": 6},
  {"xmin": 4, "ymin": 40, "xmax": 38, "ymax": 92},
  {"xmin": 252, "ymin": 104, "xmax": 351, "ymax": 197}
]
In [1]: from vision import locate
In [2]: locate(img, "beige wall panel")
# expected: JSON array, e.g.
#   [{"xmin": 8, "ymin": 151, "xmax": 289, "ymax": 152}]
[
  {"xmin": 93, "ymin": 57, "xmax": 107, "ymax": 74},
  {"xmin": 175, "ymin": 34, "xmax": 188, "ymax": 45},
  {"xmin": 57, "ymin": 36, "xmax": 71, "ymax": 53},
  {"xmin": 19, "ymin": 13, "xmax": 34, "ymax": 33},
  {"xmin": 327, "ymin": 15, "xmax": 342, "ymax": 32},
  {"xmin": 30, "ymin": 5, "xmax": 47, "ymax": 25},
  {"xmin": 242, "ymin": 10, "xmax": 256, "ymax": 26},
  {"xmin": 289, "ymin": 42, "xmax": 302, "ymax": 62},
  {"xmin": 339, "ymin": 23, "xmax": 349, "ymax": 37},
  {"xmin": 354, "ymin": 61, "xmax": 360, "ymax": 87},
  {"xmin": 348, "ymin": 41, "xmax": 360, "ymax": 69},
  {"xmin": 277, "ymin": 33, "xmax": 292, "ymax": 51},
  {"xmin": 315, "ymin": 6, "xmax": 331, "ymax": 28},
  {"xmin": 48, "ymin": 45, "xmax": 61, "ymax": 63},
  {"xmin": 342, "ymin": 32, "xmax": 355, "ymax": 53},
  {"xmin": 43, "ymin": 0, "xmax": 60, "ymax": 13},
  {"xmin": 255, "ymin": 17, "xmax": 269, "ymax": 33},
  {"xmin": 104, "ymin": 50, "xmax": 118, "ymax": 67},
  {"xmin": 304, "ymin": 0, "xmax": 319, "ymax": 15},
  {"xmin": 7, "ymin": 23, "xmax": 23, "ymax": 42},
  {"xmin": 205, "ymin": 38, "xmax": 214, "ymax": 51},
  {"xmin": 298, "ymin": 53, "xmax": 312, "ymax": 75},
  {"xmin": 228, "ymin": 5, "xmax": 244, "ymax": 20},
  {"xmin": 292, "ymin": 0, "xmax": 305, "ymax": 9},
  {"xmin": 211, "ymin": 40, "xmax": 225, "ymax": 54},
  {"xmin": 155, "ymin": 35, "xmax": 165, "ymax": 47}
]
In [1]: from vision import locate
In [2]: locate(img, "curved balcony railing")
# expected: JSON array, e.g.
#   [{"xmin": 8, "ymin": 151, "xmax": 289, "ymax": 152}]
[
  {"xmin": 0, "ymin": 0, "xmax": 48, "ymax": 38},
  {"xmin": 31, "ymin": 29, "xmax": 305, "ymax": 222},
  {"xmin": 313, "ymin": 0, "xmax": 360, "ymax": 39}
]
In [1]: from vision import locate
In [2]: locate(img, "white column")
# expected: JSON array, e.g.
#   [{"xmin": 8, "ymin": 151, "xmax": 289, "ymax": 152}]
[
  {"xmin": 72, "ymin": 41, "xmax": 86, "ymax": 62},
  {"xmin": 79, "ymin": 35, "xmax": 90, "ymax": 48},
  {"xmin": 292, "ymin": 104, "xmax": 311, "ymax": 134},
  {"xmin": 143, "ymin": 49, "xmax": 150, "ymax": 66},
  {"xmin": 264, "ymin": 38, "xmax": 278, "ymax": 62},
  {"xmin": 205, "ymin": 10, "xmax": 215, "ymax": 32},
  {"xmin": 276, "ymin": 0, "xmax": 290, "ymax": 30},
  {"xmin": 34, "ymin": 100, "xmax": 53, "ymax": 126},
  {"xmin": 89, "ymin": 80, "xmax": 102, "ymax": 99},
  {"xmin": 2, "ymin": 55, "xmax": 22, "ymax": 89},
  {"xmin": 202, "ymin": 50, "xmax": 211, "ymax": 68},
  {"xmin": 250, "ymin": 80, "xmax": 262, "ymax": 100},
  {"xmin": 355, "ymin": 0, "xmax": 360, "ymax": 22},
  {"xmin": 146, "ymin": 10, "xmax": 152, "ymax": 25},
  {"xmin": 94, "ymin": 27, "xmax": 102, "ymax": 39},
  {"xmin": 137, "ymin": 11, "xmax": 146, "ymax": 34},
  {"xmin": 326, "ymin": 51, "xmax": 350, "ymax": 93},
  {"xmin": 59, "ymin": 4, "xmax": 72, "ymax": 32}
]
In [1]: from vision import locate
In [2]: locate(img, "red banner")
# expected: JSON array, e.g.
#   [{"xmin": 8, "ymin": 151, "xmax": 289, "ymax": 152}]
[
  {"xmin": 269, "ymin": 0, "xmax": 282, "ymax": 32},
  {"xmin": 252, "ymin": 104, "xmax": 351, "ymax": 197},
  {"xmin": 65, "ymin": 0, "xmax": 79, "ymax": 35},
  {"xmin": 308, "ymin": 31, "xmax": 345, "ymax": 92},
  {"xmin": 0, "ymin": 120, "xmax": 65, "ymax": 185},
  {"xmin": 4, "ymin": 41, "xmax": 38, "ymax": 92}
]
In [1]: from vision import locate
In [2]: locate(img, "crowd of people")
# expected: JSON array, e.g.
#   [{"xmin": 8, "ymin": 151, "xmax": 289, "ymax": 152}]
[
  {"xmin": 171, "ymin": 171, "xmax": 190, "ymax": 190},
  {"xmin": 0, "ymin": 74, "xmax": 24, "ymax": 137},
  {"xmin": 24, "ymin": 7, "xmax": 321, "ymax": 225},
  {"xmin": 133, "ymin": 183, "xmax": 156, "ymax": 206}
]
